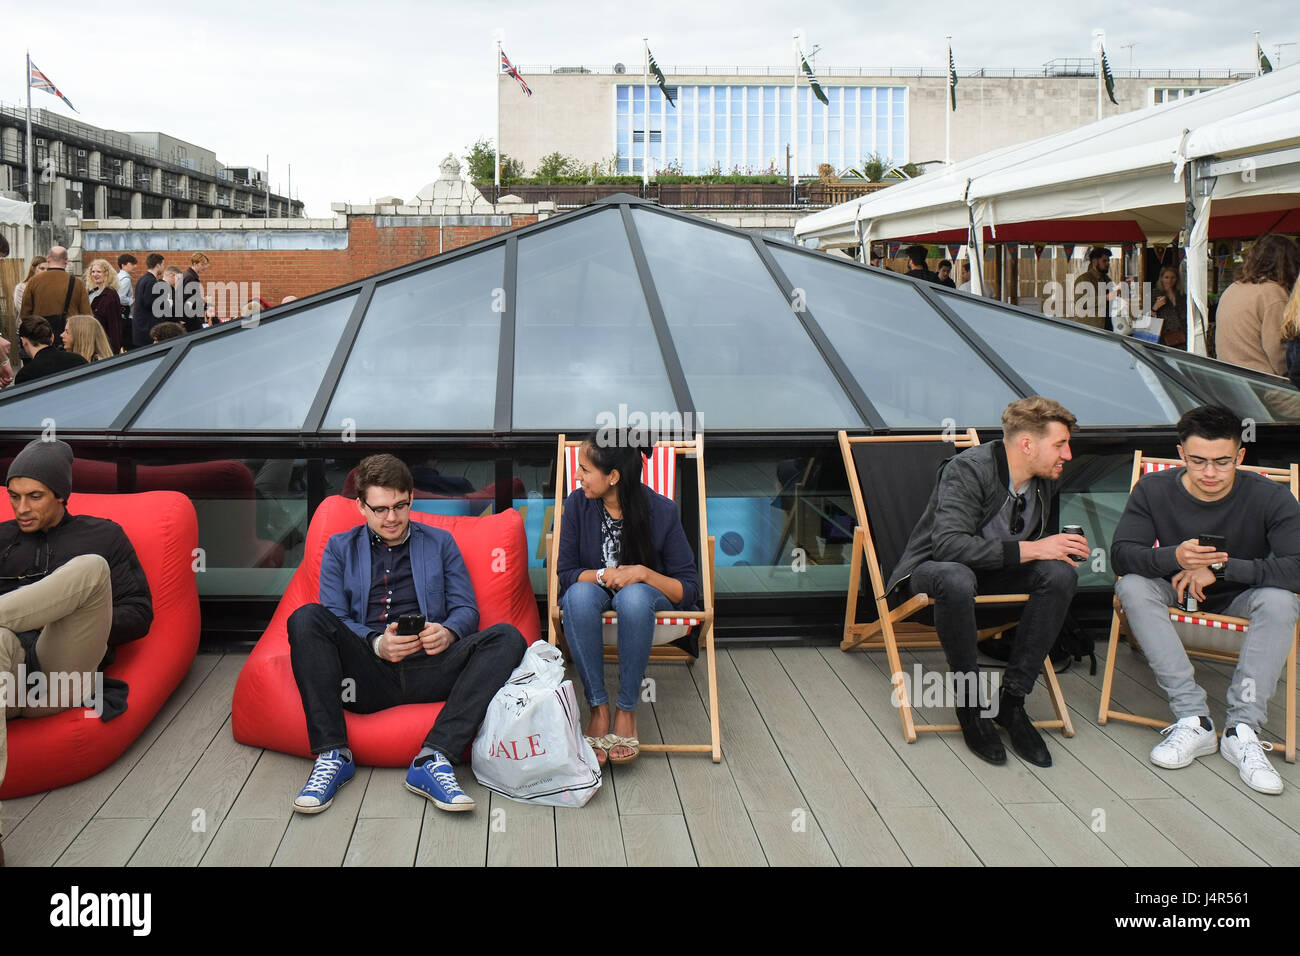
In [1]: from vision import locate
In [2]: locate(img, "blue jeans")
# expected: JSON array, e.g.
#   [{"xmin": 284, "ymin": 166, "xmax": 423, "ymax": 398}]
[{"xmin": 561, "ymin": 581, "xmax": 672, "ymax": 712}]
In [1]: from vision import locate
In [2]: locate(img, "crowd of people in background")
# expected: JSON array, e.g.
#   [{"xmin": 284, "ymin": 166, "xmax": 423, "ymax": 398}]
[
  {"xmin": 867, "ymin": 235, "xmax": 1300, "ymax": 387},
  {"xmin": 1, "ymin": 245, "xmax": 299, "ymax": 388}
]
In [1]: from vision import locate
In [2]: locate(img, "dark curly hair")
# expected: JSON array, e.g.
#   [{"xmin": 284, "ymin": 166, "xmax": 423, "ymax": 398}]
[{"xmin": 1237, "ymin": 233, "xmax": 1300, "ymax": 290}]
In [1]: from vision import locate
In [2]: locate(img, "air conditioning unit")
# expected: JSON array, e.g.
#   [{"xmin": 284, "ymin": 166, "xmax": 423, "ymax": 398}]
[
  {"xmin": 111, "ymin": 157, "xmax": 122, "ymax": 167},
  {"xmin": 77, "ymin": 148, "xmax": 87, "ymax": 157},
  {"xmin": 35, "ymin": 138, "xmax": 46, "ymax": 147},
  {"xmin": 114, "ymin": 175, "xmax": 127, "ymax": 186}
]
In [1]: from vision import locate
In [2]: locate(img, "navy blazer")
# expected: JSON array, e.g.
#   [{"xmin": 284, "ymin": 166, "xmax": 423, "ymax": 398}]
[
  {"xmin": 319, "ymin": 521, "xmax": 479, "ymax": 644},
  {"xmin": 557, "ymin": 487, "xmax": 701, "ymax": 610}
]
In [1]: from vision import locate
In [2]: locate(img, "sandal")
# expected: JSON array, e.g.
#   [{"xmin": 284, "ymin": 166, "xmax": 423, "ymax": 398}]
[
  {"xmin": 584, "ymin": 735, "xmax": 609, "ymax": 765},
  {"xmin": 601, "ymin": 733, "xmax": 640, "ymax": 766}
]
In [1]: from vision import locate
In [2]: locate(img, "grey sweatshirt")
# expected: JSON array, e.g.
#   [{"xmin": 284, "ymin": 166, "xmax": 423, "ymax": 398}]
[{"xmin": 1111, "ymin": 466, "xmax": 1300, "ymax": 613}]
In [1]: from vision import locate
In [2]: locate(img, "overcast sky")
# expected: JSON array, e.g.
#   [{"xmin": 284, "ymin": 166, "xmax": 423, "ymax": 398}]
[{"xmin": 3, "ymin": 0, "xmax": 1292, "ymax": 216}]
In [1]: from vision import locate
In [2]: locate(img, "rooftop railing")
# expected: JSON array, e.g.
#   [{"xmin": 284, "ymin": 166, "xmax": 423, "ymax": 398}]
[{"xmin": 518, "ymin": 64, "xmax": 1249, "ymax": 80}]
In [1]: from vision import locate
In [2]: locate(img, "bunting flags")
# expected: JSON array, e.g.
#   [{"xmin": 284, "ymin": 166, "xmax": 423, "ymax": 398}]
[
  {"xmin": 1099, "ymin": 45, "xmax": 1117, "ymax": 105},
  {"xmin": 28, "ymin": 60, "xmax": 77, "ymax": 112},
  {"xmin": 801, "ymin": 51, "xmax": 829, "ymax": 106},
  {"xmin": 500, "ymin": 49, "xmax": 533, "ymax": 97},
  {"xmin": 647, "ymin": 47, "xmax": 676, "ymax": 108},
  {"xmin": 948, "ymin": 43, "xmax": 958, "ymax": 111}
]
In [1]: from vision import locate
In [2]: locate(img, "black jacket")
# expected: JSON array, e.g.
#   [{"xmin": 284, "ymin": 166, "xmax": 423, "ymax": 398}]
[
  {"xmin": 179, "ymin": 267, "xmax": 205, "ymax": 332},
  {"xmin": 0, "ymin": 511, "xmax": 153, "ymax": 665},
  {"xmin": 12, "ymin": 346, "xmax": 87, "ymax": 386},
  {"xmin": 887, "ymin": 439, "xmax": 1061, "ymax": 594}
]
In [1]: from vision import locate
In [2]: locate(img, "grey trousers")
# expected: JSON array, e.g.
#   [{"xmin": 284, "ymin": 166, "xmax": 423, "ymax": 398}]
[{"xmin": 1115, "ymin": 575, "xmax": 1300, "ymax": 730}]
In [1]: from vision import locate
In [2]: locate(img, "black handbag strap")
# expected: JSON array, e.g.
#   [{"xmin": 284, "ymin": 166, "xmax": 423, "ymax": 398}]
[{"xmin": 60, "ymin": 273, "xmax": 75, "ymax": 317}]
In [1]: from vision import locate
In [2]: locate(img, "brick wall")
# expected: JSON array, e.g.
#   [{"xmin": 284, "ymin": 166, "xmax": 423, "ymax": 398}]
[{"xmin": 85, "ymin": 214, "xmax": 537, "ymax": 318}]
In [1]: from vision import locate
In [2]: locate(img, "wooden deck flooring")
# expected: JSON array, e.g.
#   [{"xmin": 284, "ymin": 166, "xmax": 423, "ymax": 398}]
[{"xmin": 4, "ymin": 637, "xmax": 1299, "ymax": 867}]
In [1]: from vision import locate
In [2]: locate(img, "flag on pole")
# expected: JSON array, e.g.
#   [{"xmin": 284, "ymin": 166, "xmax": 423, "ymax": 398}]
[
  {"xmin": 28, "ymin": 60, "xmax": 77, "ymax": 112},
  {"xmin": 948, "ymin": 44, "xmax": 958, "ymax": 110},
  {"xmin": 800, "ymin": 51, "xmax": 829, "ymax": 106},
  {"xmin": 1099, "ymin": 45, "xmax": 1117, "ymax": 105},
  {"xmin": 647, "ymin": 47, "xmax": 675, "ymax": 108},
  {"xmin": 1257, "ymin": 38, "xmax": 1273, "ymax": 75},
  {"xmin": 500, "ymin": 49, "xmax": 533, "ymax": 97}
]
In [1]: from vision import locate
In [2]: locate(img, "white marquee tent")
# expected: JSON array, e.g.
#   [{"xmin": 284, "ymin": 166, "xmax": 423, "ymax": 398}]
[{"xmin": 794, "ymin": 64, "xmax": 1300, "ymax": 355}]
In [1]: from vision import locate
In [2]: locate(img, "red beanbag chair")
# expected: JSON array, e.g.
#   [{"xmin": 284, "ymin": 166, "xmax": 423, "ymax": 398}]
[
  {"xmin": 1, "ymin": 492, "xmax": 201, "ymax": 798},
  {"xmin": 232, "ymin": 495, "xmax": 541, "ymax": 765}
]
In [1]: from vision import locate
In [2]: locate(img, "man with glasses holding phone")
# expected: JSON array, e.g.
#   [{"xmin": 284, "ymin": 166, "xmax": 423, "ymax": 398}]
[
  {"xmin": 1112, "ymin": 404, "xmax": 1300, "ymax": 794},
  {"xmin": 888, "ymin": 397, "xmax": 1087, "ymax": 768},
  {"xmin": 1, "ymin": 439, "xmax": 153, "ymax": 865},
  {"xmin": 287, "ymin": 454, "xmax": 526, "ymax": 815}
]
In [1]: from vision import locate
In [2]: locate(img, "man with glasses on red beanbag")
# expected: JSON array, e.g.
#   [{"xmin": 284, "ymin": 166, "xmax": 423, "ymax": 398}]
[
  {"xmin": 287, "ymin": 454, "xmax": 525, "ymax": 815},
  {"xmin": 1112, "ymin": 404, "xmax": 1300, "ymax": 794}
]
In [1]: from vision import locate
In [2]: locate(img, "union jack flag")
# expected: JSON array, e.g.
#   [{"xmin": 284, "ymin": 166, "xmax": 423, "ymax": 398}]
[
  {"xmin": 29, "ymin": 60, "xmax": 78, "ymax": 112},
  {"xmin": 500, "ymin": 50, "xmax": 533, "ymax": 97}
]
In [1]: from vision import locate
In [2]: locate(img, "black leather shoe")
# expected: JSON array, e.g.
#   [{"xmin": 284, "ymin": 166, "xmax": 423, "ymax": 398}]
[
  {"xmin": 994, "ymin": 702, "xmax": 1052, "ymax": 767},
  {"xmin": 955, "ymin": 706, "xmax": 1006, "ymax": 765}
]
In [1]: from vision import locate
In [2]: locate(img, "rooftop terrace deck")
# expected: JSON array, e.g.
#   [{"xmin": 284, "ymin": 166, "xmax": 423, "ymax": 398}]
[{"xmin": 3, "ymin": 638, "xmax": 1297, "ymax": 867}]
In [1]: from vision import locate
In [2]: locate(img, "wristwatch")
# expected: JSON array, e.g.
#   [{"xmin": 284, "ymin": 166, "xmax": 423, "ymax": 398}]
[
  {"xmin": 596, "ymin": 567, "xmax": 607, "ymax": 587},
  {"xmin": 1211, "ymin": 562, "xmax": 1226, "ymax": 580}
]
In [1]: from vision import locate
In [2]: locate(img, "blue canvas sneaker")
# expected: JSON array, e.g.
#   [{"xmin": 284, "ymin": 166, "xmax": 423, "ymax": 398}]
[
  {"xmin": 293, "ymin": 749, "xmax": 355, "ymax": 814},
  {"xmin": 405, "ymin": 751, "xmax": 476, "ymax": 811}
]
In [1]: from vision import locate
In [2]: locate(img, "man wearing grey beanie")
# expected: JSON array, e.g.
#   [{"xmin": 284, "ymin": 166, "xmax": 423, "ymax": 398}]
[{"xmin": 0, "ymin": 439, "xmax": 153, "ymax": 864}]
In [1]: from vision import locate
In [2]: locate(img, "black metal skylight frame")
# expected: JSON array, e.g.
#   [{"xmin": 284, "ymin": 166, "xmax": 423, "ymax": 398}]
[{"xmin": 1, "ymin": 193, "xmax": 1296, "ymax": 445}]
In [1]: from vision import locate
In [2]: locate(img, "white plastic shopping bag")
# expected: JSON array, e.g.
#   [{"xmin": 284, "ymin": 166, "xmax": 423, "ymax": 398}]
[{"xmin": 471, "ymin": 641, "xmax": 602, "ymax": 807}]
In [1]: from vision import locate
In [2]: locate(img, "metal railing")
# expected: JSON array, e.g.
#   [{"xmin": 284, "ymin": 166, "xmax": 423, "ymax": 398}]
[
  {"xmin": 0, "ymin": 102, "xmax": 300, "ymax": 213},
  {"xmin": 519, "ymin": 64, "xmax": 1247, "ymax": 79}
]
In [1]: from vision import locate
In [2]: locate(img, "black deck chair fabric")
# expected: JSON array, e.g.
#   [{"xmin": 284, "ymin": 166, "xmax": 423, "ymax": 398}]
[{"xmin": 851, "ymin": 438, "xmax": 1020, "ymax": 629}]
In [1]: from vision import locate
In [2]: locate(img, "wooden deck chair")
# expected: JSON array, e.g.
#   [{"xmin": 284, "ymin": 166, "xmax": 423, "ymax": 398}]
[
  {"xmin": 838, "ymin": 430, "xmax": 1075, "ymax": 744},
  {"xmin": 1098, "ymin": 452, "xmax": 1300, "ymax": 762},
  {"xmin": 546, "ymin": 433, "xmax": 720, "ymax": 762}
]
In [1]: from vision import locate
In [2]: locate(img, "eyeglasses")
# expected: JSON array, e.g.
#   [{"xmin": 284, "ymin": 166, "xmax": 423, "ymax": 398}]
[
  {"xmin": 1184, "ymin": 456, "xmax": 1236, "ymax": 472},
  {"xmin": 1009, "ymin": 493, "xmax": 1027, "ymax": 536},
  {"xmin": 362, "ymin": 499, "xmax": 411, "ymax": 518}
]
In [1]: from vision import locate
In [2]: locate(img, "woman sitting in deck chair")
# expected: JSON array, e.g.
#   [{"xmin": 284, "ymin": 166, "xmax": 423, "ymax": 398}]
[{"xmin": 557, "ymin": 431, "xmax": 700, "ymax": 766}]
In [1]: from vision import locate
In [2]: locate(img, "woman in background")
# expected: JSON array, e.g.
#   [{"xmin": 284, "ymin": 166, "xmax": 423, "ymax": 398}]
[
  {"xmin": 61, "ymin": 314, "xmax": 115, "ymax": 363},
  {"xmin": 1283, "ymin": 280, "xmax": 1300, "ymax": 389},
  {"xmin": 1214, "ymin": 234, "xmax": 1299, "ymax": 375},
  {"xmin": 1151, "ymin": 266, "xmax": 1187, "ymax": 348},
  {"xmin": 12, "ymin": 256, "xmax": 46, "ymax": 314},
  {"xmin": 85, "ymin": 258, "xmax": 122, "ymax": 353}
]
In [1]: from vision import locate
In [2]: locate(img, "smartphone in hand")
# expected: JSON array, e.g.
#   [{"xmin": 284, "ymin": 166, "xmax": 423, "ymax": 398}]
[
  {"xmin": 1199, "ymin": 534, "xmax": 1227, "ymax": 553},
  {"xmin": 396, "ymin": 613, "xmax": 425, "ymax": 636}
]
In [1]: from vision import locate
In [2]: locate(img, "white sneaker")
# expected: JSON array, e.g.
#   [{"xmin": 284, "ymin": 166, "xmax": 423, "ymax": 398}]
[
  {"xmin": 1150, "ymin": 715, "xmax": 1218, "ymax": 769},
  {"xmin": 1220, "ymin": 724, "xmax": 1283, "ymax": 795}
]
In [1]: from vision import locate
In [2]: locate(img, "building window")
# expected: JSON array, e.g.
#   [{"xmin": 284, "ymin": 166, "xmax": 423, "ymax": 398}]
[
  {"xmin": 1150, "ymin": 86, "xmax": 1214, "ymax": 106},
  {"xmin": 615, "ymin": 82, "xmax": 907, "ymax": 176}
]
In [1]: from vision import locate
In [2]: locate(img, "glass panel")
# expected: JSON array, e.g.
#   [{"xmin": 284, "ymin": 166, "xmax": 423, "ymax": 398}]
[
  {"xmin": 328, "ymin": 248, "xmax": 504, "ymax": 430},
  {"xmin": 770, "ymin": 247, "xmax": 1017, "ymax": 426},
  {"xmin": 706, "ymin": 448, "xmax": 854, "ymax": 597},
  {"xmin": 513, "ymin": 209, "xmax": 676, "ymax": 430},
  {"xmin": 0, "ymin": 354, "xmax": 162, "ymax": 431},
  {"xmin": 1159, "ymin": 354, "xmax": 1300, "ymax": 423},
  {"xmin": 132, "ymin": 294, "xmax": 356, "ymax": 431},
  {"xmin": 938, "ymin": 292, "xmax": 1201, "ymax": 425},
  {"xmin": 121, "ymin": 455, "xmax": 309, "ymax": 598},
  {"xmin": 631, "ymin": 208, "xmax": 863, "ymax": 428}
]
